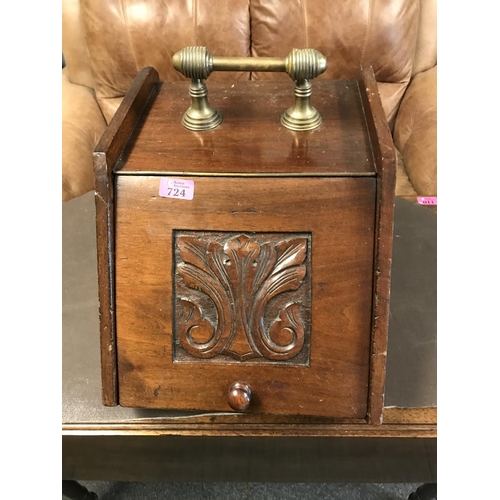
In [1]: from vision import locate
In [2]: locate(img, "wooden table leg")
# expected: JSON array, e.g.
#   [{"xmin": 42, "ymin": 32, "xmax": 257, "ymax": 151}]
[
  {"xmin": 409, "ymin": 483, "xmax": 437, "ymax": 500},
  {"xmin": 62, "ymin": 480, "xmax": 98, "ymax": 500}
]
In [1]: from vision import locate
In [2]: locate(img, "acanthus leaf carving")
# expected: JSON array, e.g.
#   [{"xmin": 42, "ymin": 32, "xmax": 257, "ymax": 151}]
[
  {"xmin": 175, "ymin": 233, "xmax": 309, "ymax": 362},
  {"xmin": 268, "ymin": 303, "xmax": 305, "ymax": 356}
]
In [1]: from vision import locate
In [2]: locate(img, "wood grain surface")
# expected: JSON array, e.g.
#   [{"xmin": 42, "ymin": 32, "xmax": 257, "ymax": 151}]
[
  {"xmin": 383, "ymin": 407, "xmax": 436, "ymax": 425},
  {"xmin": 93, "ymin": 67, "xmax": 160, "ymax": 405},
  {"xmin": 115, "ymin": 176, "xmax": 376, "ymax": 417},
  {"xmin": 93, "ymin": 66, "xmax": 398, "ymax": 422},
  {"xmin": 115, "ymin": 80, "xmax": 377, "ymax": 176},
  {"xmin": 63, "ymin": 190, "xmax": 436, "ymax": 438},
  {"xmin": 359, "ymin": 67, "xmax": 397, "ymax": 425},
  {"xmin": 63, "ymin": 435, "xmax": 436, "ymax": 482},
  {"xmin": 173, "ymin": 231, "xmax": 312, "ymax": 364}
]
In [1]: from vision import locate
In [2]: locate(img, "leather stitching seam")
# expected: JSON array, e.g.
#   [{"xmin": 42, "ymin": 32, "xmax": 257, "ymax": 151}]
[
  {"xmin": 302, "ymin": 0, "xmax": 309, "ymax": 48},
  {"xmin": 120, "ymin": 0, "xmax": 139, "ymax": 72},
  {"xmin": 361, "ymin": 0, "xmax": 373, "ymax": 67},
  {"xmin": 193, "ymin": 0, "xmax": 198, "ymax": 46}
]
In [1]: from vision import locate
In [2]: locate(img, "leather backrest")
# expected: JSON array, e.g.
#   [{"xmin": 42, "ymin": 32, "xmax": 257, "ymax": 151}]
[
  {"xmin": 250, "ymin": 0, "xmax": 419, "ymax": 83},
  {"xmin": 63, "ymin": 0, "xmax": 431, "ymax": 126},
  {"xmin": 412, "ymin": 0, "xmax": 437, "ymax": 75},
  {"xmin": 249, "ymin": 0, "xmax": 420, "ymax": 127},
  {"xmin": 62, "ymin": 0, "xmax": 94, "ymax": 89},
  {"xmin": 80, "ymin": 0, "xmax": 251, "ymax": 101}
]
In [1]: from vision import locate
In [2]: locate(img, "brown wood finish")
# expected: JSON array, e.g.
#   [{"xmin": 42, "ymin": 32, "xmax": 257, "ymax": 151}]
[
  {"xmin": 174, "ymin": 231, "xmax": 311, "ymax": 364},
  {"xmin": 65, "ymin": 182, "xmax": 434, "ymax": 484},
  {"xmin": 94, "ymin": 65, "xmax": 397, "ymax": 422},
  {"xmin": 95, "ymin": 67, "xmax": 160, "ymax": 168},
  {"xmin": 228, "ymin": 382, "xmax": 252, "ymax": 411},
  {"xmin": 63, "ymin": 436, "xmax": 436, "ymax": 483},
  {"xmin": 358, "ymin": 67, "xmax": 397, "ymax": 425},
  {"xmin": 61, "ymin": 407, "xmax": 436, "ymax": 433},
  {"xmin": 115, "ymin": 176, "xmax": 376, "ymax": 417},
  {"xmin": 62, "ymin": 407, "xmax": 435, "ymax": 437},
  {"xmin": 115, "ymin": 80, "xmax": 376, "ymax": 176},
  {"xmin": 93, "ymin": 67, "xmax": 159, "ymax": 405},
  {"xmin": 383, "ymin": 407, "xmax": 437, "ymax": 425},
  {"xmin": 62, "ymin": 422, "xmax": 435, "ymax": 438}
]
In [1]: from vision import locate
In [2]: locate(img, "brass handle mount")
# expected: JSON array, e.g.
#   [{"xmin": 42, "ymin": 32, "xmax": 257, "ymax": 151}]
[{"xmin": 172, "ymin": 47, "xmax": 328, "ymax": 131}]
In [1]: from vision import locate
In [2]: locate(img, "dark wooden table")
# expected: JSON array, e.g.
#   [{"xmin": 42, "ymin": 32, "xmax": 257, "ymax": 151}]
[{"xmin": 62, "ymin": 192, "xmax": 436, "ymax": 483}]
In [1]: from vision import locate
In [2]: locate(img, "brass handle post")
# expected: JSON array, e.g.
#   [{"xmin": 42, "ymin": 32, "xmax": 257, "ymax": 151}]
[{"xmin": 172, "ymin": 47, "xmax": 328, "ymax": 131}]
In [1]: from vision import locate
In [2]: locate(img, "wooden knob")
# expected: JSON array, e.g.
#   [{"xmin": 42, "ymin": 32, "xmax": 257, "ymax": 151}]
[{"xmin": 228, "ymin": 382, "xmax": 252, "ymax": 411}]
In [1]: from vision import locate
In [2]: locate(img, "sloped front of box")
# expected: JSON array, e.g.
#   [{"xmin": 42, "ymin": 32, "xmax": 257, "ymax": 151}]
[{"xmin": 114, "ymin": 175, "xmax": 376, "ymax": 418}]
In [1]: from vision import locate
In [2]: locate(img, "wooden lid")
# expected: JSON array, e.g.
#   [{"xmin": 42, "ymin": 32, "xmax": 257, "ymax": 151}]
[{"xmin": 115, "ymin": 80, "xmax": 376, "ymax": 177}]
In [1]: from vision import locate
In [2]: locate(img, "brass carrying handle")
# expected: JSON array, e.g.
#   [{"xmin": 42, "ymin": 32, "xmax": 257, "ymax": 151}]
[
  {"xmin": 172, "ymin": 46, "xmax": 328, "ymax": 131},
  {"xmin": 173, "ymin": 47, "xmax": 327, "ymax": 81}
]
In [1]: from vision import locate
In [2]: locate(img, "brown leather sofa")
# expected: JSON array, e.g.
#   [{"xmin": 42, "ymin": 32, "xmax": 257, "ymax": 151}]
[{"xmin": 62, "ymin": 0, "xmax": 436, "ymax": 202}]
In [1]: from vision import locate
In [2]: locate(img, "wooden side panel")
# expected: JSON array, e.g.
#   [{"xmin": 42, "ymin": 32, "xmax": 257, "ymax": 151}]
[
  {"xmin": 358, "ymin": 66, "xmax": 397, "ymax": 424},
  {"xmin": 93, "ymin": 152, "xmax": 116, "ymax": 405},
  {"xmin": 95, "ymin": 67, "xmax": 160, "ymax": 167},
  {"xmin": 93, "ymin": 67, "xmax": 159, "ymax": 405},
  {"xmin": 115, "ymin": 176, "xmax": 376, "ymax": 418}
]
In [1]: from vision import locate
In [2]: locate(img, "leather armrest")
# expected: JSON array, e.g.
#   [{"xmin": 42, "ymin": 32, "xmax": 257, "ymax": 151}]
[
  {"xmin": 62, "ymin": 69, "xmax": 106, "ymax": 202},
  {"xmin": 393, "ymin": 65, "xmax": 437, "ymax": 196}
]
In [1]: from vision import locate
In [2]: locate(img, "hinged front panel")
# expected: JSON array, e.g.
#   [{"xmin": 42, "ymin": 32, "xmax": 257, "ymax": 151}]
[{"xmin": 115, "ymin": 175, "xmax": 376, "ymax": 418}]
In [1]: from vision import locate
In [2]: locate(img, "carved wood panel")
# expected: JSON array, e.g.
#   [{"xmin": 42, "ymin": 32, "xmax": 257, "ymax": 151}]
[{"xmin": 173, "ymin": 231, "xmax": 311, "ymax": 365}]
